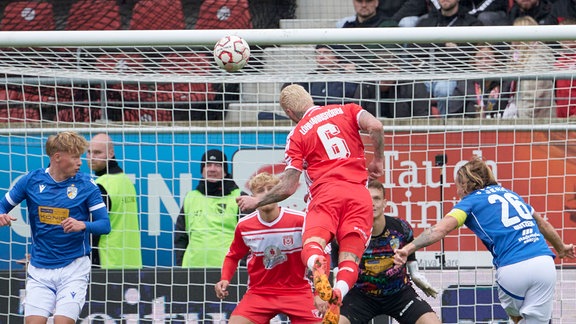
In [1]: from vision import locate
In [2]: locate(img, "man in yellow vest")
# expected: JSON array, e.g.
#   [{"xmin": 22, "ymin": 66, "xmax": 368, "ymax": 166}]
[
  {"xmin": 174, "ymin": 149, "xmax": 241, "ymax": 268},
  {"xmin": 87, "ymin": 133, "xmax": 142, "ymax": 269}
]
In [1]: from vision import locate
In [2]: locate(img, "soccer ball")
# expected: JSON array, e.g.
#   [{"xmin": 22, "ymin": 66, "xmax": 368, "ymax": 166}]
[{"xmin": 213, "ymin": 35, "xmax": 250, "ymax": 72}]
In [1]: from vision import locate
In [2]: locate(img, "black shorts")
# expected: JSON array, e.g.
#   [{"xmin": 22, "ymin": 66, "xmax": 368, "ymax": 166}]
[{"xmin": 340, "ymin": 286, "xmax": 435, "ymax": 324}]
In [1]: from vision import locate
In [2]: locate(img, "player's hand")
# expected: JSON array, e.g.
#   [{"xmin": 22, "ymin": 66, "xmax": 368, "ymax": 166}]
[
  {"xmin": 411, "ymin": 273, "xmax": 439, "ymax": 298},
  {"xmin": 367, "ymin": 160, "xmax": 384, "ymax": 180},
  {"xmin": 393, "ymin": 248, "xmax": 408, "ymax": 266},
  {"xmin": 61, "ymin": 218, "xmax": 86, "ymax": 233},
  {"xmin": 236, "ymin": 196, "xmax": 259, "ymax": 212},
  {"xmin": 215, "ymin": 280, "xmax": 230, "ymax": 299},
  {"xmin": 557, "ymin": 243, "xmax": 576, "ymax": 259},
  {"xmin": 0, "ymin": 214, "xmax": 17, "ymax": 227},
  {"xmin": 314, "ymin": 295, "xmax": 329, "ymax": 316}
]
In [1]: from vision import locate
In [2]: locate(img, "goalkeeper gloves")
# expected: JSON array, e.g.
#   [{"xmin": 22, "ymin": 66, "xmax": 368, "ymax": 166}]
[{"xmin": 407, "ymin": 261, "xmax": 439, "ymax": 298}]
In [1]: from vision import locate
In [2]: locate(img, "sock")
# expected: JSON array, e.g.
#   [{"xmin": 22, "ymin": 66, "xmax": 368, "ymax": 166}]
[
  {"xmin": 302, "ymin": 242, "xmax": 325, "ymax": 271},
  {"xmin": 335, "ymin": 260, "xmax": 358, "ymax": 298}
]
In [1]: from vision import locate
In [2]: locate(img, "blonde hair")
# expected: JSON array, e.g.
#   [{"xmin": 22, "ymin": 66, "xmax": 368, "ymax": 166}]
[
  {"xmin": 456, "ymin": 157, "xmax": 498, "ymax": 196},
  {"xmin": 279, "ymin": 84, "xmax": 314, "ymax": 114},
  {"xmin": 46, "ymin": 131, "xmax": 88, "ymax": 157},
  {"xmin": 513, "ymin": 16, "xmax": 538, "ymax": 26},
  {"xmin": 248, "ymin": 172, "xmax": 280, "ymax": 192}
]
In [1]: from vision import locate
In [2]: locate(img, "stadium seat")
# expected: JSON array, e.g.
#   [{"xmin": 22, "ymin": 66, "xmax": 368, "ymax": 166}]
[
  {"xmin": 66, "ymin": 0, "xmax": 121, "ymax": 30},
  {"xmin": 95, "ymin": 53, "xmax": 154, "ymax": 103},
  {"xmin": 123, "ymin": 108, "xmax": 173, "ymax": 122},
  {"xmin": 130, "ymin": 0, "xmax": 185, "ymax": 30},
  {"xmin": 0, "ymin": 1, "xmax": 54, "ymax": 31},
  {"xmin": 0, "ymin": 107, "xmax": 41, "ymax": 122},
  {"xmin": 57, "ymin": 107, "xmax": 102, "ymax": 122},
  {"xmin": 195, "ymin": 0, "xmax": 252, "ymax": 29},
  {"xmin": 155, "ymin": 53, "xmax": 216, "ymax": 102}
]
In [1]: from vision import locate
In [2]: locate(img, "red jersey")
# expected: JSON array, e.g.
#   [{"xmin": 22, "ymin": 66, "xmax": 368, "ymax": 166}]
[
  {"xmin": 284, "ymin": 103, "xmax": 369, "ymax": 193},
  {"xmin": 221, "ymin": 207, "xmax": 311, "ymax": 294}
]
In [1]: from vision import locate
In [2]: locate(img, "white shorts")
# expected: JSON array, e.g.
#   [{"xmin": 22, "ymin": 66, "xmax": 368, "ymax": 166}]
[
  {"xmin": 496, "ymin": 255, "xmax": 556, "ymax": 323},
  {"xmin": 24, "ymin": 256, "xmax": 90, "ymax": 320}
]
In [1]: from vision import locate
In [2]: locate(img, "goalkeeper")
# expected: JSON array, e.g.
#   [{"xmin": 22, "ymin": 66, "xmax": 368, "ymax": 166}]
[{"xmin": 332, "ymin": 179, "xmax": 441, "ymax": 324}]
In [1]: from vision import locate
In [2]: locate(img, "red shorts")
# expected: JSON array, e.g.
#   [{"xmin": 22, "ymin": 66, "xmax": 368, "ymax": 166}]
[
  {"xmin": 232, "ymin": 290, "xmax": 321, "ymax": 323},
  {"xmin": 305, "ymin": 181, "xmax": 373, "ymax": 246}
]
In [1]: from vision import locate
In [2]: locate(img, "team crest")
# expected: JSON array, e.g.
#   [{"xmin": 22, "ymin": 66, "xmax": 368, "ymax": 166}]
[
  {"xmin": 282, "ymin": 235, "xmax": 294, "ymax": 247},
  {"xmin": 67, "ymin": 185, "xmax": 78, "ymax": 199},
  {"xmin": 390, "ymin": 236, "xmax": 400, "ymax": 250},
  {"xmin": 263, "ymin": 245, "xmax": 287, "ymax": 269}
]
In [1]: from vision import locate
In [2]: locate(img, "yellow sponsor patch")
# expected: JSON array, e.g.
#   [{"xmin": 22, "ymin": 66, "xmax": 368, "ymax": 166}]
[{"xmin": 38, "ymin": 206, "xmax": 69, "ymax": 225}]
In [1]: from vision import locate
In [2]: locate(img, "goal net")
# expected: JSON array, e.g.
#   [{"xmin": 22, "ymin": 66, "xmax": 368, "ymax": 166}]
[{"xmin": 0, "ymin": 24, "xmax": 576, "ymax": 323}]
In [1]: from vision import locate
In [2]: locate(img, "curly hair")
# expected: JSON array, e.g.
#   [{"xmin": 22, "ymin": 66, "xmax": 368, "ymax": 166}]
[{"xmin": 456, "ymin": 157, "xmax": 498, "ymax": 196}]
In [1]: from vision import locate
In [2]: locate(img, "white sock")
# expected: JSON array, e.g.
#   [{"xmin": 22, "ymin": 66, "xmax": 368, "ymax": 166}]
[
  {"xmin": 334, "ymin": 280, "xmax": 350, "ymax": 298},
  {"xmin": 307, "ymin": 254, "xmax": 320, "ymax": 271}
]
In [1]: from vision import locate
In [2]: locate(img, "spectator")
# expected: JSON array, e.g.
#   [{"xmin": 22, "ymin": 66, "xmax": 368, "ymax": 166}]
[
  {"xmin": 355, "ymin": 49, "xmax": 431, "ymax": 118},
  {"xmin": 87, "ymin": 133, "xmax": 142, "ymax": 269},
  {"xmin": 394, "ymin": 156, "xmax": 575, "ymax": 323},
  {"xmin": 237, "ymin": 84, "xmax": 385, "ymax": 324},
  {"xmin": 509, "ymin": 0, "xmax": 556, "ymax": 25},
  {"xmin": 339, "ymin": 0, "xmax": 398, "ymax": 27},
  {"xmin": 414, "ymin": 0, "xmax": 483, "ymax": 117},
  {"xmin": 554, "ymin": 18, "xmax": 576, "ymax": 118},
  {"xmin": 548, "ymin": 0, "xmax": 576, "ymax": 24},
  {"xmin": 215, "ymin": 172, "xmax": 323, "ymax": 323},
  {"xmin": 505, "ymin": 16, "xmax": 556, "ymax": 119},
  {"xmin": 393, "ymin": 0, "xmax": 507, "ymax": 27},
  {"xmin": 174, "ymin": 149, "xmax": 241, "ymax": 268},
  {"xmin": 286, "ymin": 45, "xmax": 358, "ymax": 106},
  {"xmin": 0, "ymin": 131, "xmax": 110, "ymax": 324},
  {"xmin": 335, "ymin": 179, "xmax": 441, "ymax": 324},
  {"xmin": 463, "ymin": 43, "xmax": 512, "ymax": 118}
]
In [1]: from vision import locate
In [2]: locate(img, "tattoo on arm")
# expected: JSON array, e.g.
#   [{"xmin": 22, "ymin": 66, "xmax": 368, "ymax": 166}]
[
  {"xmin": 370, "ymin": 128, "xmax": 385, "ymax": 158},
  {"xmin": 412, "ymin": 225, "xmax": 437, "ymax": 250},
  {"xmin": 257, "ymin": 169, "xmax": 300, "ymax": 207}
]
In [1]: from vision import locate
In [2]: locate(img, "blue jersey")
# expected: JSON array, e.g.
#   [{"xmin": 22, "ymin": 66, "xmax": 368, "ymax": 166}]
[
  {"xmin": 448, "ymin": 185, "xmax": 555, "ymax": 268},
  {"xmin": 0, "ymin": 168, "xmax": 109, "ymax": 269},
  {"xmin": 355, "ymin": 216, "xmax": 417, "ymax": 296}
]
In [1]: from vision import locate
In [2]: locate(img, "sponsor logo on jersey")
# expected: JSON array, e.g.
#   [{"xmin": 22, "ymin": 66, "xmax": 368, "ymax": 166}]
[
  {"xmin": 39, "ymin": 184, "xmax": 46, "ymax": 193},
  {"xmin": 263, "ymin": 245, "xmax": 287, "ymax": 269},
  {"xmin": 67, "ymin": 185, "xmax": 78, "ymax": 199},
  {"xmin": 38, "ymin": 206, "xmax": 70, "ymax": 225}
]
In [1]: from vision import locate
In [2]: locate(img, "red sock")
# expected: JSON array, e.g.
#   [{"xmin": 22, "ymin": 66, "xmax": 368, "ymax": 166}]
[
  {"xmin": 336, "ymin": 260, "xmax": 359, "ymax": 290},
  {"xmin": 301, "ymin": 241, "xmax": 325, "ymax": 270}
]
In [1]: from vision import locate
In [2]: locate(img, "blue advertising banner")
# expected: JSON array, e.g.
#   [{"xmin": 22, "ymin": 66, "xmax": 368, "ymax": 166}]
[{"xmin": 0, "ymin": 131, "xmax": 289, "ymax": 269}]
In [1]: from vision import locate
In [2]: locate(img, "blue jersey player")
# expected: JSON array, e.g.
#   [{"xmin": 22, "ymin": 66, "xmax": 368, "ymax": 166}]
[
  {"xmin": 394, "ymin": 157, "xmax": 575, "ymax": 324},
  {"xmin": 0, "ymin": 131, "xmax": 110, "ymax": 324}
]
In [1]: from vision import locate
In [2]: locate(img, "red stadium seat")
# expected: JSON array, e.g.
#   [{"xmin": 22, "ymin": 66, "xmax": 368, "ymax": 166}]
[
  {"xmin": 155, "ymin": 53, "xmax": 216, "ymax": 102},
  {"xmin": 1, "ymin": 1, "xmax": 54, "ymax": 31},
  {"xmin": 95, "ymin": 53, "xmax": 154, "ymax": 102},
  {"xmin": 66, "ymin": 0, "xmax": 121, "ymax": 30},
  {"xmin": 123, "ymin": 108, "xmax": 173, "ymax": 122},
  {"xmin": 57, "ymin": 107, "xmax": 102, "ymax": 122},
  {"xmin": 0, "ymin": 107, "xmax": 40, "ymax": 122},
  {"xmin": 130, "ymin": 0, "xmax": 185, "ymax": 30},
  {"xmin": 195, "ymin": 0, "xmax": 252, "ymax": 30}
]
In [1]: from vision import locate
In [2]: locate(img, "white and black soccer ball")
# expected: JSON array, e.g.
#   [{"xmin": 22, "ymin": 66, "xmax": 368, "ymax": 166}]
[{"xmin": 213, "ymin": 35, "xmax": 250, "ymax": 72}]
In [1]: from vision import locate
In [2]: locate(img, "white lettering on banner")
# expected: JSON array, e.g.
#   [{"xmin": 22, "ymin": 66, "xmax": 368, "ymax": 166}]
[{"xmin": 147, "ymin": 173, "xmax": 191, "ymax": 236}]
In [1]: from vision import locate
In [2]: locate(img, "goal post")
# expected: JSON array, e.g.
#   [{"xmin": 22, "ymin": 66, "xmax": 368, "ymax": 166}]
[{"xmin": 0, "ymin": 26, "xmax": 576, "ymax": 323}]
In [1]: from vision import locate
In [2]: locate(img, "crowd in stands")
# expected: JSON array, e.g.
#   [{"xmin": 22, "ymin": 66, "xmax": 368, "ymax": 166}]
[{"xmin": 1, "ymin": 0, "xmax": 576, "ymax": 121}]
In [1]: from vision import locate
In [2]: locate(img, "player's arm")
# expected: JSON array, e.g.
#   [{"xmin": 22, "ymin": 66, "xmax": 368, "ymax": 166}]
[
  {"xmin": 0, "ymin": 173, "xmax": 31, "ymax": 226},
  {"xmin": 394, "ymin": 216, "xmax": 458, "ymax": 266},
  {"xmin": 81, "ymin": 206, "xmax": 111, "ymax": 235},
  {"xmin": 236, "ymin": 168, "xmax": 301, "ymax": 211},
  {"xmin": 216, "ymin": 228, "xmax": 249, "ymax": 299},
  {"xmin": 533, "ymin": 212, "xmax": 576, "ymax": 259},
  {"xmin": 407, "ymin": 261, "xmax": 439, "ymax": 298},
  {"xmin": 358, "ymin": 110, "xmax": 385, "ymax": 179}
]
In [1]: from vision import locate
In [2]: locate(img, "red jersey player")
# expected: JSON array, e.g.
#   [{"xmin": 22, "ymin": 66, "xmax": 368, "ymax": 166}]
[
  {"xmin": 216, "ymin": 172, "xmax": 323, "ymax": 324},
  {"xmin": 236, "ymin": 84, "xmax": 385, "ymax": 324}
]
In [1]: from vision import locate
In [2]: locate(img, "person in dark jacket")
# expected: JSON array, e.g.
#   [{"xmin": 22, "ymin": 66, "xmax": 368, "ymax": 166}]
[
  {"xmin": 508, "ymin": 0, "xmax": 556, "ymax": 25},
  {"xmin": 547, "ymin": 0, "xmax": 576, "ymax": 24},
  {"xmin": 393, "ymin": 0, "xmax": 508, "ymax": 26},
  {"xmin": 412, "ymin": 0, "xmax": 483, "ymax": 117}
]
